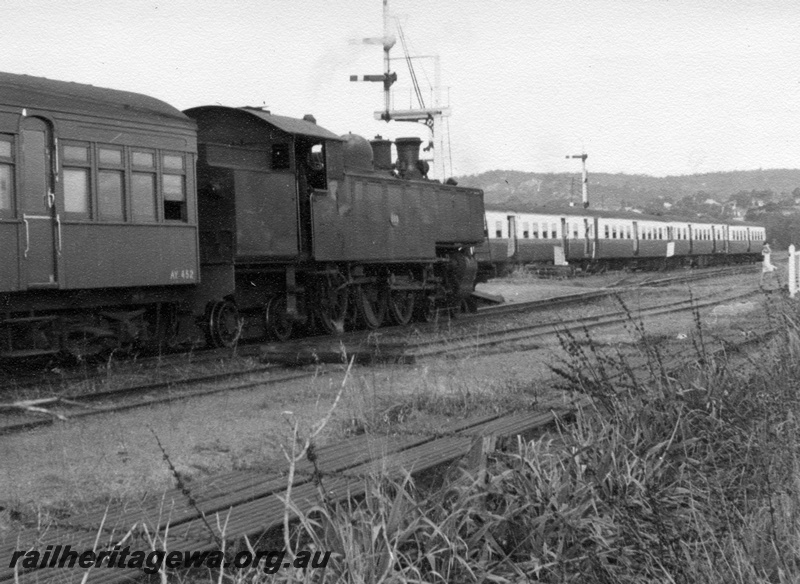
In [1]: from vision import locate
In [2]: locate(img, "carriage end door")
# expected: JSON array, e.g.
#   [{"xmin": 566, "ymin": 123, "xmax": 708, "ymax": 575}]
[{"xmin": 21, "ymin": 117, "xmax": 58, "ymax": 288}]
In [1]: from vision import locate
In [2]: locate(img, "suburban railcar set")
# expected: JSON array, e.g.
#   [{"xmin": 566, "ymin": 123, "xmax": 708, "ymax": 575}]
[
  {"xmin": 0, "ymin": 72, "xmax": 769, "ymax": 359},
  {"xmin": 0, "ymin": 72, "xmax": 483, "ymax": 359},
  {"xmin": 480, "ymin": 207, "xmax": 766, "ymax": 275}
]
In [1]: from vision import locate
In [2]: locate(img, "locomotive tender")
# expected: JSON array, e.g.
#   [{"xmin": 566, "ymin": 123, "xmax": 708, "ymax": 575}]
[
  {"xmin": 0, "ymin": 72, "xmax": 484, "ymax": 359},
  {"xmin": 480, "ymin": 206, "xmax": 766, "ymax": 274}
]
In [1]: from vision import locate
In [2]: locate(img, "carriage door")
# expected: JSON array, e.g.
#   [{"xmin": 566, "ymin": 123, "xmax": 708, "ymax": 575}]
[
  {"xmin": 583, "ymin": 218, "xmax": 591, "ymax": 256},
  {"xmin": 632, "ymin": 221, "xmax": 640, "ymax": 256},
  {"xmin": 560, "ymin": 217, "xmax": 568, "ymax": 253},
  {"xmin": 21, "ymin": 117, "xmax": 58, "ymax": 288},
  {"xmin": 506, "ymin": 215, "xmax": 517, "ymax": 258}
]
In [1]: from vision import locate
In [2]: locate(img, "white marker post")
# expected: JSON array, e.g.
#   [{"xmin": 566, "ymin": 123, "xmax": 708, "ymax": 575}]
[{"xmin": 789, "ymin": 245, "xmax": 799, "ymax": 298}]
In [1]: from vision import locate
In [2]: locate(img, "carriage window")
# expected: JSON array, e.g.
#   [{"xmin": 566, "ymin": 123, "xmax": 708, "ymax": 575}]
[
  {"xmin": 63, "ymin": 169, "xmax": 90, "ymax": 214},
  {"xmin": 132, "ymin": 172, "xmax": 156, "ymax": 221},
  {"xmin": 495, "ymin": 221, "xmax": 502, "ymax": 238},
  {"xmin": 0, "ymin": 136, "xmax": 13, "ymax": 212},
  {"xmin": 99, "ymin": 148, "xmax": 122, "ymax": 165},
  {"xmin": 573, "ymin": 223, "xmax": 579, "ymax": 238},
  {"xmin": 532, "ymin": 223, "xmax": 539, "ymax": 238},
  {"xmin": 0, "ymin": 165, "xmax": 11, "ymax": 211},
  {"xmin": 133, "ymin": 151, "xmax": 155, "ymax": 167},
  {"xmin": 163, "ymin": 174, "xmax": 186, "ymax": 220},
  {"xmin": 64, "ymin": 145, "xmax": 89, "ymax": 163},
  {"xmin": 62, "ymin": 143, "xmax": 91, "ymax": 217},
  {"xmin": 98, "ymin": 146, "xmax": 124, "ymax": 221},
  {"xmin": 522, "ymin": 222, "xmax": 529, "ymax": 238},
  {"xmin": 604, "ymin": 225, "xmax": 609, "ymax": 238},
  {"xmin": 98, "ymin": 171, "xmax": 124, "ymax": 221},
  {"xmin": 163, "ymin": 154, "xmax": 183, "ymax": 170},
  {"xmin": 162, "ymin": 153, "xmax": 187, "ymax": 221}
]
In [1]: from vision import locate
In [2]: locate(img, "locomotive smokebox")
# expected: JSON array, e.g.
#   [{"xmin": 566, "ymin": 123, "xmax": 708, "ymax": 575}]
[
  {"xmin": 395, "ymin": 137, "xmax": 422, "ymax": 176},
  {"xmin": 371, "ymin": 135, "xmax": 393, "ymax": 170},
  {"xmin": 342, "ymin": 133, "xmax": 374, "ymax": 171}
]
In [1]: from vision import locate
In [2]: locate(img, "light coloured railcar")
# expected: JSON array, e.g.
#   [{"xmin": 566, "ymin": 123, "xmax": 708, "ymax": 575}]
[{"xmin": 478, "ymin": 207, "xmax": 765, "ymax": 274}]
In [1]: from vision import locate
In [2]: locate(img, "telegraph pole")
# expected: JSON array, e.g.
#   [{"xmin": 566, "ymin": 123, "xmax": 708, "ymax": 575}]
[{"xmin": 567, "ymin": 153, "xmax": 589, "ymax": 208}]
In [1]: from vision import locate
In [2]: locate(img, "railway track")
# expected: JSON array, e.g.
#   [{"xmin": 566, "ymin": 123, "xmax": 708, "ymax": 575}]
[
  {"xmin": 0, "ymin": 263, "xmax": 779, "ymax": 584},
  {"xmin": 0, "ymin": 265, "xmax": 763, "ymax": 436},
  {"xmin": 0, "ymin": 279, "xmax": 778, "ymax": 584}
]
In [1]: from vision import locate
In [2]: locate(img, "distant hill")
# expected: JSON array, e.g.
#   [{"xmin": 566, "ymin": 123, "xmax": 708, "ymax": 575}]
[{"xmin": 455, "ymin": 168, "xmax": 800, "ymax": 213}]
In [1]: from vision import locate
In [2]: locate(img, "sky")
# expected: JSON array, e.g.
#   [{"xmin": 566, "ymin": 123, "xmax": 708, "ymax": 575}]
[{"xmin": 2, "ymin": 0, "xmax": 799, "ymax": 179}]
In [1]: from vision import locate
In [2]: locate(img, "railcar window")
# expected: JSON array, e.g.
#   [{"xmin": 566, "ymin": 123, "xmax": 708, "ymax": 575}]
[
  {"xmin": 0, "ymin": 165, "xmax": 11, "ymax": 211},
  {"xmin": 163, "ymin": 154, "xmax": 183, "ymax": 170},
  {"xmin": 98, "ymin": 171, "xmax": 124, "ymax": 221},
  {"xmin": 162, "ymin": 153, "xmax": 187, "ymax": 221},
  {"xmin": 0, "ymin": 136, "xmax": 13, "ymax": 212},
  {"xmin": 163, "ymin": 175, "xmax": 186, "ymax": 220},
  {"xmin": 604, "ymin": 225, "xmax": 609, "ymax": 238},
  {"xmin": 132, "ymin": 151, "xmax": 155, "ymax": 167},
  {"xmin": 132, "ymin": 173, "xmax": 157, "ymax": 221},
  {"xmin": 533, "ymin": 223, "xmax": 539, "ymax": 238},
  {"xmin": 64, "ymin": 169, "xmax": 90, "ymax": 215},
  {"xmin": 522, "ymin": 222, "xmax": 529, "ymax": 238},
  {"xmin": 573, "ymin": 223, "xmax": 579, "ymax": 238},
  {"xmin": 551, "ymin": 224, "xmax": 557, "ymax": 238},
  {"xmin": 98, "ymin": 147, "xmax": 124, "ymax": 221},
  {"xmin": 99, "ymin": 148, "xmax": 122, "ymax": 165},
  {"xmin": 62, "ymin": 143, "xmax": 91, "ymax": 217},
  {"xmin": 612, "ymin": 226, "xmax": 617, "ymax": 239},
  {"xmin": 495, "ymin": 221, "xmax": 501, "ymax": 238},
  {"xmin": 63, "ymin": 145, "xmax": 88, "ymax": 163}
]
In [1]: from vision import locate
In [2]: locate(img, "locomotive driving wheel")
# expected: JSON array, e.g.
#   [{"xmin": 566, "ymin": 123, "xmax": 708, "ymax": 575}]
[
  {"xmin": 206, "ymin": 299, "xmax": 241, "ymax": 348},
  {"xmin": 415, "ymin": 293, "xmax": 438, "ymax": 323},
  {"xmin": 314, "ymin": 271, "xmax": 348, "ymax": 334},
  {"xmin": 264, "ymin": 295, "xmax": 293, "ymax": 342},
  {"xmin": 355, "ymin": 283, "xmax": 388, "ymax": 330},
  {"xmin": 387, "ymin": 288, "xmax": 415, "ymax": 325}
]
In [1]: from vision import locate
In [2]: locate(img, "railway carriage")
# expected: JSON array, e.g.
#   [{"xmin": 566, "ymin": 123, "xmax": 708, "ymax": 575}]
[
  {"xmin": 480, "ymin": 205, "xmax": 765, "ymax": 274},
  {"xmin": 0, "ymin": 72, "xmax": 230, "ymax": 358},
  {"xmin": 0, "ymin": 72, "xmax": 487, "ymax": 359}
]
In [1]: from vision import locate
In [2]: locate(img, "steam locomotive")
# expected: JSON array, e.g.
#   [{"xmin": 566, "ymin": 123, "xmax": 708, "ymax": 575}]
[{"xmin": 0, "ymin": 72, "xmax": 484, "ymax": 359}]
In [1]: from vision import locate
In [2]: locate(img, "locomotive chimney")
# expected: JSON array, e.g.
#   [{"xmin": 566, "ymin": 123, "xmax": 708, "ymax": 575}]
[
  {"xmin": 371, "ymin": 135, "xmax": 393, "ymax": 170},
  {"xmin": 395, "ymin": 136, "xmax": 423, "ymax": 178}
]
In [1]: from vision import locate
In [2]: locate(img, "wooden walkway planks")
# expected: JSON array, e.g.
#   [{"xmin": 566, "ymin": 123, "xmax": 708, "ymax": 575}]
[{"xmin": 2, "ymin": 406, "xmax": 569, "ymax": 584}]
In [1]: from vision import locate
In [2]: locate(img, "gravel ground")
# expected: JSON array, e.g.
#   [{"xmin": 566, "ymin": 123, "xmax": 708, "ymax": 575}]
[{"xmin": 0, "ymin": 268, "xmax": 777, "ymax": 531}]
